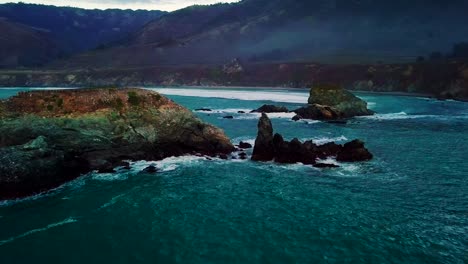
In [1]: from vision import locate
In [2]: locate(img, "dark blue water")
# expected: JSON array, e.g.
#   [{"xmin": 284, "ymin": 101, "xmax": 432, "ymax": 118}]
[{"xmin": 0, "ymin": 88, "xmax": 467, "ymax": 263}]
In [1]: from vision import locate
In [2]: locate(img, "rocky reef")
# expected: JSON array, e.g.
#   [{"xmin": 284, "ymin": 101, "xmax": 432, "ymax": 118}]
[
  {"xmin": 293, "ymin": 84, "xmax": 374, "ymax": 120},
  {"xmin": 0, "ymin": 88, "xmax": 234, "ymax": 200},
  {"xmin": 252, "ymin": 114, "xmax": 373, "ymax": 165},
  {"xmin": 252, "ymin": 104, "xmax": 289, "ymax": 113}
]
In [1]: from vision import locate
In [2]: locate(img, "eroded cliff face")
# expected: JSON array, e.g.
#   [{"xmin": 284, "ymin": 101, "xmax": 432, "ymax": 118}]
[{"xmin": 0, "ymin": 88, "xmax": 234, "ymax": 199}]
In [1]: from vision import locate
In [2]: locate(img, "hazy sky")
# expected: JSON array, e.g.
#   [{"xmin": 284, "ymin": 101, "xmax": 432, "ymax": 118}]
[{"xmin": 0, "ymin": 0, "xmax": 239, "ymax": 11}]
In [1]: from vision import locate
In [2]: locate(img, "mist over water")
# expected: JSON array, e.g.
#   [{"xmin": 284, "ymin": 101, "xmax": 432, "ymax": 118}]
[{"xmin": 0, "ymin": 88, "xmax": 467, "ymax": 263}]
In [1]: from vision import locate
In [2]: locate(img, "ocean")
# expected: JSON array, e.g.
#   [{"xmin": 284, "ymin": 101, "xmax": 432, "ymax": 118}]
[{"xmin": 0, "ymin": 87, "xmax": 467, "ymax": 263}]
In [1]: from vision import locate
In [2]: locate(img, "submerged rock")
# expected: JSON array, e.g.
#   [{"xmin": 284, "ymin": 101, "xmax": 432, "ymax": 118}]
[
  {"xmin": 251, "ymin": 104, "xmax": 289, "ymax": 113},
  {"xmin": 292, "ymin": 114, "xmax": 302, "ymax": 121},
  {"xmin": 0, "ymin": 88, "xmax": 234, "ymax": 200},
  {"xmin": 142, "ymin": 165, "xmax": 158, "ymax": 174},
  {"xmin": 313, "ymin": 163, "xmax": 340, "ymax": 168},
  {"xmin": 238, "ymin": 141, "xmax": 252, "ymax": 149},
  {"xmin": 251, "ymin": 114, "xmax": 372, "ymax": 165},
  {"xmin": 195, "ymin": 108, "xmax": 212, "ymax": 112}
]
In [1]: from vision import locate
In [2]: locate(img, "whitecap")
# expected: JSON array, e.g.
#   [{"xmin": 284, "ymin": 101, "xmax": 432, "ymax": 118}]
[
  {"xmin": 316, "ymin": 157, "xmax": 361, "ymax": 175},
  {"xmin": 194, "ymin": 108, "xmax": 252, "ymax": 114},
  {"xmin": 309, "ymin": 135, "xmax": 348, "ymax": 145},
  {"xmin": 358, "ymin": 112, "xmax": 434, "ymax": 120},
  {"xmin": 130, "ymin": 156, "xmax": 208, "ymax": 174},
  {"xmin": 0, "ymin": 218, "xmax": 77, "ymax": 246},
  {"xmin": 149, "ymin": 88, "xmax": 309, "ymax": 103},
  {"xmin": 234, "ymin": 112, "xmax": 296, "ymax": 120},
  {"xmin": 99, "ymin": 194, "xmax": 125, "ymax": 209},
  {"xmin": 92, "ymin": 173, "xmax": 128, "ymax": 181}
]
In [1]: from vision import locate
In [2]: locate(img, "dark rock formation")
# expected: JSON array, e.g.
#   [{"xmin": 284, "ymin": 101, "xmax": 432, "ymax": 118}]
[
  {"xmin": 238, "ymin": 141, "xmax": 252, "ymax": 149},
  {"xmin": 292, "ymin": 115, "xmax": 302, "ymax": 121},
  {"xmin": 0, "ymin": 88, "xmax": 234, "ymax": 200},
  {"xmin": 294, "ymin": 104, "xmax": 343, "ymax": 120},
  {"xmin": 239, "ymin": 152, "xmax": 247, "ymax": 160},
  {"xmin": 223, "ymin": 115, "xmax": 234, "ymax": 119},
  {"xmin": 251, "ymin": 113, "xmax": 275, "ymax": 161},
  {"xmin": 251, "ymin": 114, "xmax": 373, "ymax": 166},
  {"xmin": 307, "ymin": 84, "xmax": 373, "ymax": 118},
  {"xmin": 313, "ymin": 163, "xmax": 340, "ymax": 168},
  {"xmin": 142, "ymin": 165, "xmax": 158, "ymax": 174},
  {"xmin": 195, "ymin": 108, "xmax": 212, "ymax": 112},
  {"xmin": 251, "ymin": 104, "xmax": 289, "ymax": 113},
  {"xmin": 336, "ymin": 140, "xmax": 373, "ymax": 162},
  {"xmin": 237, "ymin": 111, "xmax": 246, "ymax": 114}
]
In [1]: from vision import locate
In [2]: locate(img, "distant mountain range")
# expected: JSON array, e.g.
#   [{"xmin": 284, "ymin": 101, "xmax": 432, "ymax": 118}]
[
  {"xmin": 1, "ymin": 0, "xmax": 468, "ymax": 69},
  {"xmin": 0, "ymin": 3, "xmax": 165, "ymax": 67},
  {"xmin": 54, "ymin": 0, "xmax": 468, "ymax": 69}
]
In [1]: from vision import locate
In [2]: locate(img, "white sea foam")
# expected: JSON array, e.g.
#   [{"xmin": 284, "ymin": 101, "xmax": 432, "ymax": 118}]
[
  {"xmin": 316, "ymin": 157, "xmax": 360, "ymax": 174},
  {"xmin": 358, "ymin": 112, "xmax": 433, "ymax": 120},
  {"xmin": 99, "ymin": 194, "xmax": 126, "ymax": 209},
  {"xmin": 92, "ymin": 173, "xmax": 128, "ymax": 181},
  {"xmin": 130, "ymin": 156, "xmax": 208, "ymax": 174},
  {"xmin": 194, "ymin": 108, "xmax": 252, "ymax": 114},
  {"xmin": 234, "ymin": 112, "xmax": 297, "ymax": 120},
  {"xmin": 367, "ymin": 102, "xmax": 377, "ymax": 108},
  {"xmin": 310, "ymin": 136, "xmax": 348, "ymax": 145},
  {"xmin": 0, "ymin": 218, "xmax": 77, "ymax": 246},
  {"xmin": 149, "ymin": 88, "xmax": 308, "ymax": 103}
]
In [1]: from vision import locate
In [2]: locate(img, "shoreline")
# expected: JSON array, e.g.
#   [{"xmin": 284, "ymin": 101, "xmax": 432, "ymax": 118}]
[{"xmin": 1, "ymin": 85, "xmax": 466, "ymax": 102}]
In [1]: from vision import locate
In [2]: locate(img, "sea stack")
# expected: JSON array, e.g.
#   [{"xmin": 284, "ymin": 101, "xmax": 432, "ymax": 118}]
[
  {"xmin": 0, "ymin": 88, "xmax": 234, "ymax": 200},
  {"xmin": 252, "ymin": 114, "xmax": 373, "ymax": 165},
  {"xmin": 294, "ymin": 84, "xmax": 374, "ymax": 120}
]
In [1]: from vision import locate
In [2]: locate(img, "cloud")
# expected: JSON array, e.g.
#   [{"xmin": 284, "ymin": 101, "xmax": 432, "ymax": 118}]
[{"xmin": 0, "ymin": 0, "xmax": 239, "ymax": 11}]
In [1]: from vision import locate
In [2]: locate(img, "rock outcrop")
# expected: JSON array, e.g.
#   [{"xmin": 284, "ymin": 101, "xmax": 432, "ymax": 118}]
[
  {"xmin": 251, "ymin": 104, "xmax": 289, "ymax": 113},
  {"xmin": 251, "ymin": 113, "xmax": 275, "ymax": 161},
  {"xmin": 251, "ymin": 114, "xmax": 373, "ymax": 165},
  {"xmin": 293, "ymin": 104, "xmax": 342, "ymax": 120},
  {"xmin": 307, "ymin": 84, "xmax": 373, "ymax": 117},
  {"xmin": 0, "ymin": 88, "xmax": 234, "ymax": 200}
]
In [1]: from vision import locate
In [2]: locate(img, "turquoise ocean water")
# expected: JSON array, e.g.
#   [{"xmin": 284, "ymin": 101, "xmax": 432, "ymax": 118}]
[{"xmin": 0, "ymin": 87, "xmax": 467, "ymax": 263}]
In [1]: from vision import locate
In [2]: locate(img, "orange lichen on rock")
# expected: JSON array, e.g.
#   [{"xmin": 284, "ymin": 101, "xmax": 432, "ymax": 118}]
[{"xmin": 3, "ymin": 88, "xmax": 181, "ymax": 117}]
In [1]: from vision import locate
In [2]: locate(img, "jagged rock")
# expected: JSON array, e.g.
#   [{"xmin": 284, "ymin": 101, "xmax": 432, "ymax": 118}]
[
  {"xmin": 307, "ymin": 84, "xmax": 374, "ymax": 117},
  {"xmin": 292, "ymin": 115, "xmax": 302, "ymax": 121},
  {"xmin": 219, "ymin": 154, "xmax": 228, "ymax": 160},
  {"xmin": 0, "ymin": 88, "xmax": 234, "ymax": 200},
  {"xmin": 251, "ymin": 113, "xmax": 275, "ymax": 161},
  {"xmin": 238, "ymin": 141, "xmax": 252, "ymax": 149},
  {"xmin": 142, "ymin": 165, "xmax": 158, "ymax": 174},
  {"xmin": 251, "ymin": 104, "xmax": 289, "ymax": 113},
  {"xmin": 336, "ymin": 140, "xmax": 373, "ymax": 162},
  {"xmin": 294, "ymin": 104, "xmax": 343, "ymax": 120},
  {"xmin": 251, "ymin": 114, "xmax": 372, "ymax": 166}
]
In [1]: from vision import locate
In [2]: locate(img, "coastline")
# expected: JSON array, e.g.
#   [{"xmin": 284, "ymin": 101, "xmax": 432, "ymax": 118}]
[{"xmin": 1, "ymin": 85, "xmax": 467, "ymax": 102}]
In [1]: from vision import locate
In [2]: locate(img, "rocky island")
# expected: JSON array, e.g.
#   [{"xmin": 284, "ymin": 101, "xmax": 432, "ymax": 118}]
[
  {"xmin": 0, "ymin": 88, "xmax": 234, "ymax": 200},
  {"xmin": 252, "ymin": 113, "xmax": 373, "ymax": 166},
  {"xmin": 252, "ymin": 84, "xmax": 374, "ymax": 121}
]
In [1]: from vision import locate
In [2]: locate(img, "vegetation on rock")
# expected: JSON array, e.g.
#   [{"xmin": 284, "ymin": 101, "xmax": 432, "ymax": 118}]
[{"xmin": 0, "ymin": 88, "xmax": 234, "ymax": 200}]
